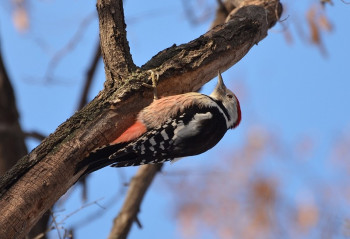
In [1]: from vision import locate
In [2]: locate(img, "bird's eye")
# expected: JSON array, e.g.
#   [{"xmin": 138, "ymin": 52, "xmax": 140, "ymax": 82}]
[{"xmin": 227, "ymin": 94, "xmax": 233, "ymax": 99}]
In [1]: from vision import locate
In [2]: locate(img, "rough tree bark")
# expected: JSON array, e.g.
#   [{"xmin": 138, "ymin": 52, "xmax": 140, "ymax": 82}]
[{"xmin": 0, "ymin": 0, "xmax": 282, "ymax": 238}]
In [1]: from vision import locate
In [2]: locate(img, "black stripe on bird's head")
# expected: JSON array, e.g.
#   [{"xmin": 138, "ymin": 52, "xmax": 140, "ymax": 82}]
[{"xmin": 210, "ymin": 71, "xmax": 242, "ymax": 129}]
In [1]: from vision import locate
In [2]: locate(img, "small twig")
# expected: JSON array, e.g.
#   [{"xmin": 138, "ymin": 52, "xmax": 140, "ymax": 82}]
[
  {"xmin": 134, "ymin": 215, "xmax": 143, "ymax": 229},
  {"xmin": 23, "ymin": 131, "xmax": 46, "ymax": 141},
  {"xmin": 77, "ymin": 41, "xmax": 101, "ymax": 110},
  {"xmin": 69, "ymin": 172, "xmax": 128, "ymax": 229},
  {"xmin": 278, "ymin": 14, "xmax": 289, "ymax": 23},
  {"xmin": 181, "ymin": 0, "xmax": 213, "ymax": 25},
  {"xmin": 44, "ymin": 12, "xmax": 97, "ymax": 81},
  {"xmin": 64, "ymin": 229, "xmax": 74, "ymax": 239},
  {"xmin": 143, "ymin": 70, "xmax": 159, "ymax": 100},
  {"xmin": 32, "ymin": 232, "xmax": 45, "ymax": 239},
  {"xmin": 216, "ymin": 0, "xmax": 230, "ymax": 15},
  {"xmin": 57, "ymin": 198, "xmax": 106, "ymax": 225},
  {"xmin": 33, "ymin": 199, "xmax": 104, "ymax": 239},
  {"xmin": 50, "ymin": 209, "xmax": 62, "ymax": 239}
]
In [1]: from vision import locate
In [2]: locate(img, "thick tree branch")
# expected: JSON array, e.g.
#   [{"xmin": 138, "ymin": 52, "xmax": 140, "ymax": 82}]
[
  {"xmin": 0, "ymin": 1, "xmax": 282, "ymax": 238},
  {"xmin": 97, "ymin": 0, "xmax": 137, "ymax": 88},
  {"xmin": 141, "ymin": 4, "xmax": 281, "ymax": 97}
]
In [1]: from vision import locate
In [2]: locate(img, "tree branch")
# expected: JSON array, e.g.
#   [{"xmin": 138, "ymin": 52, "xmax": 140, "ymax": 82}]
[
  {"xmin": 77, "ymin": 41, "xmax": 102, "ymax": 111},
  {"xmin": 0, "ymin": 41, "xmax": 27, "ymax": 174},
  {"xmin": 211, "ymin": 0, "xmax": 235, "ymax": 28},
  {"xmin": 108, "ymin": 164, "xmax": 162, "ymax": 239},
  {"xmin": 0, "ymin": 1, "xmax": 282, "ymax": 238},
  {"xmin": 141, "ymin": 4, "xmax": 281, "ymax": 97},
  {"xmin": 97, "ymin": 0, "xmax": 137, "ymax": 88}
]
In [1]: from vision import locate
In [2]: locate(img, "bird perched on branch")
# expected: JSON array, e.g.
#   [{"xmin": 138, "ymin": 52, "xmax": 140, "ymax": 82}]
[{"xmin": 76, "ymin": 71, "xmax": 241, "ymax": 176}]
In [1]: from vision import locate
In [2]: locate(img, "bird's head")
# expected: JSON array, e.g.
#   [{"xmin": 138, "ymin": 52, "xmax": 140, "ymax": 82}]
[{"xmin": 210, "ymin": 71, "xmax": 241, "ymax": 129}]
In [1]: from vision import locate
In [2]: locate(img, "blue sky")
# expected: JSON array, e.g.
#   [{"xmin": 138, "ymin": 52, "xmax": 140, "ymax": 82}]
[{"xmin": 1, "ymin": 0, "xmax": 350, "ymax": 238}]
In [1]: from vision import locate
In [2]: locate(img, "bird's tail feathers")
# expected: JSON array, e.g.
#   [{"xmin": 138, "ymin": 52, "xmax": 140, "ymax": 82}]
[
  {"xmin": 75, "ymin": 142, "xmax": 130, "ymax": 177},
  {"xmin": 75, "ymin": 142, "xmax": 170, "ymax": 178}
]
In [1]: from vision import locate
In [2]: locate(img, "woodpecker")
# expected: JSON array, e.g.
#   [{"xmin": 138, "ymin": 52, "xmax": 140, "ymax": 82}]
[{"xmin": 76, "ymin": 72, "xmax": 241, "ymax": 176}]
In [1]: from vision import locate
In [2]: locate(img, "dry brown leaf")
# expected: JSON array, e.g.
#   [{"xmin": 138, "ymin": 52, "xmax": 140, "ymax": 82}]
[{"xmin": 13, "ymin": 7, "xmax": 29, "ymax": 32}]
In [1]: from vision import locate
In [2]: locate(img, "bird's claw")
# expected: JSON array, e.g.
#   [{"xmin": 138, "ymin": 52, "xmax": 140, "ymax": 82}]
[{"xmin": 142, "ymin": 70, "xmax": 159, "ymax": 100}]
